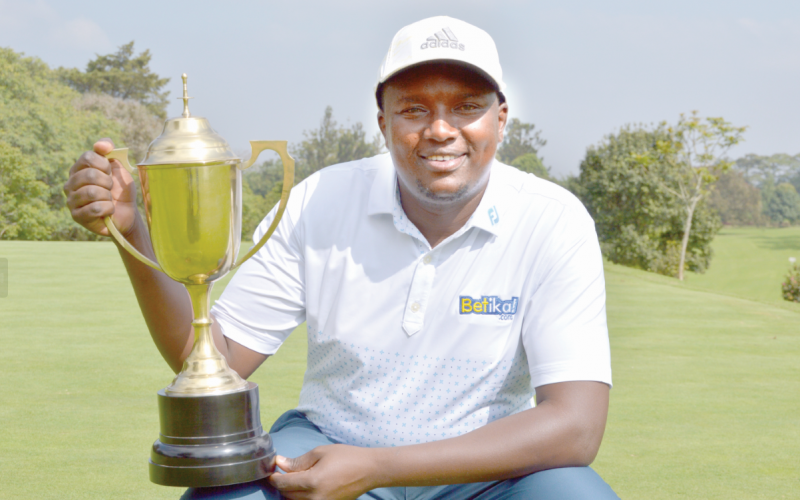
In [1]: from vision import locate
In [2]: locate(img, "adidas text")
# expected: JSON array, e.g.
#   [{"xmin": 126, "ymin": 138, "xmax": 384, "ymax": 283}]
[
  {"xmin": 421, "ymin": 27, "xmax": 465, "ymax": 51},
  {"xmin": 421, "ymin": 40, "xmax": 465, "ymax": 51}
]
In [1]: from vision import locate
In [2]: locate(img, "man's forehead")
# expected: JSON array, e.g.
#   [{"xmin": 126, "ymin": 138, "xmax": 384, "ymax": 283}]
[
  {"xmin": 384, "ymin": 63, "xmax": 497, "ymax": 92},
  {"xmin": 393, "ymin": 91, "xmax": 495, "ymax": 103}
]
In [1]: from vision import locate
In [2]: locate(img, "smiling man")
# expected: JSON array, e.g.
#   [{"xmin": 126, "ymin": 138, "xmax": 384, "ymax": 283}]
[{"xmin": 65, "ymin": 15, "xmax": 618, "ymax": 500}]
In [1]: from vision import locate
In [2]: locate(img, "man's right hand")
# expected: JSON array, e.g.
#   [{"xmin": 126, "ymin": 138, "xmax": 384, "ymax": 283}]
[{"xmin": 64, "ymin": 138, "xmax": 138, "ymax": 237}]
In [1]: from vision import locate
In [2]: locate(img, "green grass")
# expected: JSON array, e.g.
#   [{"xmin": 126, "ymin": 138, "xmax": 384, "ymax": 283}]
[
  {"xmin": 0, "ymin": 241, "xmax": 306, "ymax": 499},
  {"xmin": 682, "ymin": 226, "xmax": 800, "ymax": 308},
  {"xmin": 0, "ymin": 235, "xmax": 798, "ymax": 499},
  {"xmin": 595, "ymin": 264, "xmax": 799, "ymax": 499}
]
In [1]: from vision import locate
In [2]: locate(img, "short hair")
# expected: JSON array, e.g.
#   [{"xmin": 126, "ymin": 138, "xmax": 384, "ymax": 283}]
[{"xmin": 375, "ymin": 64, "xmax": 507, "ymax": 111}]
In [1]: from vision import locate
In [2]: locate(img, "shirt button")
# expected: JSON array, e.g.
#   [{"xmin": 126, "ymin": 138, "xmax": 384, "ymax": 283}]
[
  {"xmin": 423, "ymin": 255, "xmax": 432, "ymax": 264},
  {"xmin": 410, "ymin": 302, "xmax": 421, "ymax": 312}
]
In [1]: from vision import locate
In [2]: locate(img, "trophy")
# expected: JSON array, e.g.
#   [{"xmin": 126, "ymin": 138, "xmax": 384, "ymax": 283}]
[{"xmin": 102, "ymin": 74, "xmax": 294, "ymax": 487}]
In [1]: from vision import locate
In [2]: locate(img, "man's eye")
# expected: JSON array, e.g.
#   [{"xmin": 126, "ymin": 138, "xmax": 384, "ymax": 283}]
[
  {"xmin": 458, "ymin": 103, "xmax": 480, "ymax": 111},
  {"xmin": 402, "ymin": 107, "xmax": 425, "ymax": 114}
]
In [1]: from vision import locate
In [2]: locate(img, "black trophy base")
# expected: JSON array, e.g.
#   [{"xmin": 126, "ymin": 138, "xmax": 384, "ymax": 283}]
[{"xmin": 149, "ymin": 381, "xmax": 276, "ymax": 487}]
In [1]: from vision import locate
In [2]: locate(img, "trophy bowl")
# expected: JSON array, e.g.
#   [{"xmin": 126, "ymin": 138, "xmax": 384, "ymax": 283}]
[{"xmin": 102, "ymin": 74, "xmax": 294, "ymax": 487}]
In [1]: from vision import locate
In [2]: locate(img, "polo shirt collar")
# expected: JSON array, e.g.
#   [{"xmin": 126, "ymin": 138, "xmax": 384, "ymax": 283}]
[
  {"xmin": 466, "ymin": 161, "xmax": 505, "ymax": 236},
  {"xmin": 367, "ymin": 157, "xmax": 506, "ymax": 237},
  {"xmin": 367, "ymin": 154, "xmax": 397, "ymax": 216}
]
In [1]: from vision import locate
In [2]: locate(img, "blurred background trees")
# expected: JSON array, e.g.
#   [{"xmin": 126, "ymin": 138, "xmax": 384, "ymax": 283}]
[
  {"xmin": 0, "ymin": 47, "xmax": 124, "ymax": 240},
  {"xmin": 5, "ymin": 42, "xmax": 800, "ymax": 284},
  {"xmin": 241, "ymin": 106, "xmax": 383, "ymax": 238},
  {"xmin": 57, "ymin": 41, "xmax": 170, "ymax": 119},
  {"xmin": 496, "ymin": 118, "xmax": 550, "ymax": 180}
]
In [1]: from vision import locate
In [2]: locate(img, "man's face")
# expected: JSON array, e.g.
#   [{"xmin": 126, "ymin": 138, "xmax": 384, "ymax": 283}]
[{"xmin": 378, "ymin": 64, "xmax": 508, "ymax": 209}]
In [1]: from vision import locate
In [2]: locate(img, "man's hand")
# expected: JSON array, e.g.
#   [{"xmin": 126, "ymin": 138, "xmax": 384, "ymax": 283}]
[
  {"xmin": 63, "ymin": 138, "xmax": 138, "ymax": 237},
  {"xmin": 268, "ymin": 381, "xmax": 607, "ymax": 495},
  {"xmin": 269, "ymin": 445, "xmax": 378, "ymax": 500}
]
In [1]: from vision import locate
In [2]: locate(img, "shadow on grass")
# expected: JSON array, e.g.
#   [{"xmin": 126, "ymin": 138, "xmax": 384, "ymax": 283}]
[{"xmin": 747, "ymin": 231, "xmax": 800, "ymax": 251}]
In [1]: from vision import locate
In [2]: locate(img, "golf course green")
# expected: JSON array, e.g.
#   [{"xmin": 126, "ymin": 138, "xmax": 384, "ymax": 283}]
[{"xmin": 0, "ymin": 227, "xmax": 798, "ymax": 499}]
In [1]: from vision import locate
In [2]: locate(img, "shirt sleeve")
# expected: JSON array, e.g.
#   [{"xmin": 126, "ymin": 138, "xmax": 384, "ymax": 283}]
[
  {"xmin": 211, "ymin": 187, "xmax": 307, "ymax": 356},
  {"xmin": 521, "ymin": 201, "xmax": 612, "ymax": 389}
]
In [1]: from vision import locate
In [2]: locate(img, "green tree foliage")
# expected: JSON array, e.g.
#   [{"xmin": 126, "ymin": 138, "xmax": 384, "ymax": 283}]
[
  {"xmin": 73, "ymin": 93, "xmax": 162, "ymax": 163},
  {"xmin": 58, "ymin": 41, "xmax": 170, "ymax": 119},
  {"xmin": 733, "ymin": 153, "xmax": 800, "ymax": 188},
  {"xmin": 726, "ymin": 154, "xmax": 800, "ymax": 226},
  {"xmin": 707, "ymin": 170, "xmax": 764, "ymax": 226},
  {"xmin": 496, "ymin": 118, "xmax": 546, "ymax": 164},
  {"xmin": 290, "ymin": 106, "xmax": 383, "ymax": 179},
  {"xmin": 0, "ymin": 48, "xmax": 124, "ymax": 240},
  {"xmin": 510, "ymin": 152, "xmax": 550, "ymax": 179},
  {"xmin": 575, "ymin": 124, "xmax": 721, "ymax": 277},
  {"xmin": 762, "ymin": 181, "xmax": 800, "ymax": 225},
  {"xmin": 647, "ymin": 112, "xmax": 746, "ymax": 280},
  {"xmin": 241, "ymin": 107, "xmax": 383, "ymax": 239},
  {"xmin": 0, "ymin": 142, "xmax": 55, "ymax": 239}
]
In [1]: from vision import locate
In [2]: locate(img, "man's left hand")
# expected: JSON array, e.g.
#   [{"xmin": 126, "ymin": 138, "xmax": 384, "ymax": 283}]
[{"xmin": 268, "ymin": 444, "xmax": 378, "ymax": 500}]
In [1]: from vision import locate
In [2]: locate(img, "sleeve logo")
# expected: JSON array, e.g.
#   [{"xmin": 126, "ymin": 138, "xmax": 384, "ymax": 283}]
[{"xmin": 460, "ymin": 296, "xmax": 519, "ymax": 319}]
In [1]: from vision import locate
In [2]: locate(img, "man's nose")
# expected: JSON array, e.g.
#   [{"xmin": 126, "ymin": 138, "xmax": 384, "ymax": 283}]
[{"xmin": 423, "ymin": 115, "xmax": 459, "ymax": 142}]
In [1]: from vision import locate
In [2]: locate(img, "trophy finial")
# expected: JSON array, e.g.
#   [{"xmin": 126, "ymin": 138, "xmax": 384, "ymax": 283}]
[{"xmin": 180, "ymin": 73, "xmax": 193, "ymax": 118}]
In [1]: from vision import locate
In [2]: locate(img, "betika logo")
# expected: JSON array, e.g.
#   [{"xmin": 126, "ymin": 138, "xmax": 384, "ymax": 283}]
[
  {"xmin": 421, "ymin": 27, "xmax": 465, "ymax": 51},
  {"xmin": 460, "ymin": 295, "xmax": 519, "ymax": 320}
]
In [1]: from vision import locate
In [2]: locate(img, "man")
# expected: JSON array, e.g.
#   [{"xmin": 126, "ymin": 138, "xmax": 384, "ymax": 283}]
[{"xmin": 65, "ymin": 16, "xmax": 618, "ymax": 500}]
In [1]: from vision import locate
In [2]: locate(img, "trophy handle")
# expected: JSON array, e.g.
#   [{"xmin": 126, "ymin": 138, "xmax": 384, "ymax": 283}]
[
  {"xmin": 232, "ymin": 140, "xmax": 295, "ymax": 270},
  {"xmin": 102, "ymin": 148, "xmax": 164, "ymax": 273}
]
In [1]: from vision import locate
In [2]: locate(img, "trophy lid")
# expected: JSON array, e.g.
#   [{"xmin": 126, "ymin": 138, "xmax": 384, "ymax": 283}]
[{"xmin": 139, "ymin": 74, "xmax": 239, "ymax": 166}]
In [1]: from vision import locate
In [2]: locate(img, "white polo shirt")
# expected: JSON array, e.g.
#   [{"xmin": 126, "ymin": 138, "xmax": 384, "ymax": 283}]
[{"xmin": 212, "ymin": 153, "xmax": 611, "ymax": 448}]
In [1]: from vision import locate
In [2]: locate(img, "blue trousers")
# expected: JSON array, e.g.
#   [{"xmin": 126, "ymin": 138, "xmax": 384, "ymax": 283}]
[{"xmin": 182, "ymin": 410, "xmax": 619, "ymax": 500}]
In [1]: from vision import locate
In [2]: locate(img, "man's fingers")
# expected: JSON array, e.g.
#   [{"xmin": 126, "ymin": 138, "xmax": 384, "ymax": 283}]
[
  {"xmin": 64, "ymin": 167, "xmax": 114, "ymax": 196},
  {"xmin": 69, "ymin": 150, "xmax": 112, "ymax": 177},
  {"xmin": 67, "ymin": 184, "xmax": 113, "ymax": 210},
  {"xmin": 268, "ymin": 470, "xmax": 313, "ymax": 492},
  {"xmin": 71, "ymin": 200, "xmax": 115, "ymax": 224},
  {"xmin": 93, "ymin": 138, "xmax": 115, "ymax": 155},
  {"xmin": 277, "ymin": 453, "xmax": 319, "ymax": 473}
]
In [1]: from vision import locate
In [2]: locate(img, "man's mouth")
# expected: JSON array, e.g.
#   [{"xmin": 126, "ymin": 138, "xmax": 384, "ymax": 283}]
[
  {"xmin": 425, "ymin": 154, "xmax": 461, "ymax": 161},
  {"xmin": 419, "ymin": 153, "xmax": 467, "ymax": 171}
]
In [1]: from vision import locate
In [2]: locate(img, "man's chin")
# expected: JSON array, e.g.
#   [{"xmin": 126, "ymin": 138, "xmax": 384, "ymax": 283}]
[{"xmin": 415, "ymin": 179, "xmax": 469, "ymax": 203}]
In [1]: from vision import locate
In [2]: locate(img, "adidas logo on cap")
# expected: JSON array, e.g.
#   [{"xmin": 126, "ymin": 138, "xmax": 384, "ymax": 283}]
[
  {"xmin": 378, "ymin": 16, "xmax": 506, "ymax": 91},
  {"xmin": 420, "ymin": 27, "xmax": 465, "ymax": 51}
]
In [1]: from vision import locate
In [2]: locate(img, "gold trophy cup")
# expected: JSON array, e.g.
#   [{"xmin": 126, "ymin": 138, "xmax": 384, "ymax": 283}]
[{"xmin": 103, "ymin": 74, "xmax": 294, "ymax": 487}]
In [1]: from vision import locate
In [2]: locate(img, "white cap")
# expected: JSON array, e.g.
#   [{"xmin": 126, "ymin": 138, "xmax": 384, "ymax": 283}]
[{"xmin": 377, "ymin": 16, "xmax": 505, "ymax": 92}]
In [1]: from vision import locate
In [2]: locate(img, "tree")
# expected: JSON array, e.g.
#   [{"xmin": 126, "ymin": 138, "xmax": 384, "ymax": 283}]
[
  {"xmin": 0, "ymin": 142, "xmax": 55, "ymax": 239},
  {"xmin": 707, "ymin": 170, "xmax": 764, "ymax": 226},
  {"xmin": 290, "ymin": 106, "xmax": 383, "ymax": 179},
  {"xmin": 511, "ymin": 152, "xmax": 550, "ymax": 180},
  {"xmin": 732, "ymin": 153, "xmax": 800, "ymax": 188},
  {"xmin": 0, "ymin": 47, "xmax": 125, "ymax": 240},
  {"xmin": 73, "ymin": 93, "xmax": 162, "ymax": 163},
  {"xmin": 763, "ymin": 181, "xmax": 800, "ymax": 225},
  {"xmin": 496, "ymin": 118, "xmax": 546, "ymax": 164},
  {"xmin": 58, "ymin": 41, "xmax": 170, "ymax": 119},
  {"xmin": 241, "ymin": 106, "xmax": 382, "ymax": 238},
  {"xmin": 658, "ymin": 112, "xmax": 746, "ymax": 280},
  {"xmin": 575, "ymin": 124, "xmax": 721, "ymax": 276}
]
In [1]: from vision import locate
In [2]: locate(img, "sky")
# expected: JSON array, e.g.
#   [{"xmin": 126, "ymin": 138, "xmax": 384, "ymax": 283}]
[{"xmin": 1, "ymin": 0, "xmax": 799, "ymax": 178}]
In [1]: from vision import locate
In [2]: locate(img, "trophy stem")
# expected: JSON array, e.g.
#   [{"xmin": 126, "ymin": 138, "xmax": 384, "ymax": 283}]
[{"xmin": 165, "ymin": 283, "xmax": 248, "ymax": 395}]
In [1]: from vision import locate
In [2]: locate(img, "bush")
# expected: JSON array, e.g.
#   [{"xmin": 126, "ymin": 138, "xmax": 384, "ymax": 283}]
[{"xmin": 781, "ymin": 264, "xmax": 800, "ymax": 302}]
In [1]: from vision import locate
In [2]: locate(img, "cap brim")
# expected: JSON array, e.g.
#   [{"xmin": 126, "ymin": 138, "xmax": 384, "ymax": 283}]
[{"xmin": 377, "ymin": 59, "xmax": 504, "ymax": 93}]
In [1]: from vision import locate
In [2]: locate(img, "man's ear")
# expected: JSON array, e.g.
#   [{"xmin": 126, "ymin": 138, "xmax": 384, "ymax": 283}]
[
  {"xmin": 378, "ymin": 110, "xmax": 387, "ymax": 140},
  {"xmin": 497, "ymin": 101, "xmax": 509, "ymax": 143}
]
